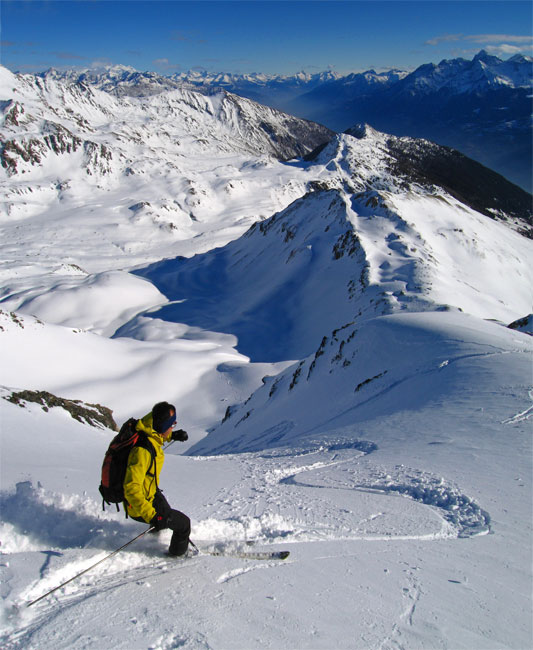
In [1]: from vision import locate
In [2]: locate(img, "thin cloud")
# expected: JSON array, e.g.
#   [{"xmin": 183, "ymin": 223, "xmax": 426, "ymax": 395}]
[
  {"xmin": 171, "ymin": 30, "xmax": 207, "ymax": 45},
  {"xmin": 171, "ymin": 31, "xmax": 191, "ymax": 42},
  {"xmin": 91, "ymin": 58, "xmax": 114, "ymax": 68},
  {"xmin": 1, "ymin": 40, "xmax": 38, "ymax": 47},
  {"xmin": 426, "ymin": 33, "xmax": 532, "ymax": 49},
  {"xmin": 484, "ymin": 44, "xmax": 531, "ymax": 57},
  {"xmin": 467, "ymin": 34, "xmax": 533, "ymax": 45},
  {"xmin": 4, "ymin": 62, "xmax": 52, "ymax": 73},
  {"xmin": 425, "ymin": 34, "xmax": 463, "ymax": 46},
  {"xmin": 153, "ymin": 57, "xmax": 182, "ymax": 72}
]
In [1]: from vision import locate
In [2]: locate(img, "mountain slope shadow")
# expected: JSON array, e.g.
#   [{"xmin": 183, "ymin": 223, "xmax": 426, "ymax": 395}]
[{"xmin": 126, "ymin": 189, "xmax": 376, "ymax": 362}]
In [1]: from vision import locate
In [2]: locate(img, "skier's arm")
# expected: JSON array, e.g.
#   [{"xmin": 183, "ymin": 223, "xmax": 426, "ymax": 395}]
[{"xmin": 123, "ymin": 446, "xmax": 156, "ymax": 523}]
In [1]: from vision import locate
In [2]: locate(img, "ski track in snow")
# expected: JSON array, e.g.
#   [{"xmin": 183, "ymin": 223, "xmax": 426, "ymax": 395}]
[
  {"xmin": 501, "ymin": 388, "xmax": 533, "ymax": 425},
  {"xmin": 191, "ymin": 439, "xmax": 489, "ymax": 547},
  {"xmin": 379, "ymin": 564, "xmax": 422, "ymax": 650},
  {"xmin": 216, "ymin": 563, "xmax": 277, "ymax": 585}
]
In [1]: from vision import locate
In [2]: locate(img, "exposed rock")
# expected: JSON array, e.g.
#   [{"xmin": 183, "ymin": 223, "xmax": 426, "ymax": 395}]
[
  {"xmin": 4, "ymin": 389, "xmax": 117, "ymax": 430},
  {"xmin": 508, "ymin": 314, "xmax": 533, "ymax": 336}
]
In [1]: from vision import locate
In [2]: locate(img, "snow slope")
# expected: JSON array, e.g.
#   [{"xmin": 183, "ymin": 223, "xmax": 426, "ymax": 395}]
[{"xmin": 128, "ymin": 129, "xmax": 531, "ymax": 365}]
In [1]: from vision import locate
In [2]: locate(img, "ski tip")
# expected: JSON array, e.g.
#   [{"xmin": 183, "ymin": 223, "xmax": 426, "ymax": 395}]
[{"xmin": 278, "ymin": 551, "xmax": 290, "ymax": 560}]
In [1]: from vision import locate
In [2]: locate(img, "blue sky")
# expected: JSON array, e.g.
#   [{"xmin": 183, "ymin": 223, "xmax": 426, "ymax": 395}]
[{"xmin": 1, "ymin": 1, "xmax": 532, "ymax": 76}]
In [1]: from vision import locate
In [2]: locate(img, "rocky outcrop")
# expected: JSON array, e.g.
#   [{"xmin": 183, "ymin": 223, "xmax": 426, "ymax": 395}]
[{"xmin": 4, "ymin": 388, "xmax": 117, "ymax": 430}]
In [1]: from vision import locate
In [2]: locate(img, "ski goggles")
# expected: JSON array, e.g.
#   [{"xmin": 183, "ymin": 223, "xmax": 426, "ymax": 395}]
[{"xmin": 155, "ymin": 413, "xmax": 176, "ymax": 433}]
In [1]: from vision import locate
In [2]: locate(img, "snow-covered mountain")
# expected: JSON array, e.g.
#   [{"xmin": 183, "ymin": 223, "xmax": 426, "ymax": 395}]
[
  {"xmin": 393, "ymin": 50, "xmax": 531, "ymax": 94},
  {"xmin": 0, "ymin": 58, "xmax": 532, "ymax": 650},
  {"xmin": 0, "ymin": 63, "xmax": 332, "ymax": 294},
  {"xmin": 278, "ymin": 50, "xmax": 532, "ymax": 124},
  {"xmin": 1, "ymin": 63, "xmax": 530, "ymax": 418},
  {"xmin": 40, "ymin": 64, "xmax": 184, "ymax": 98},
  {"xmin": 107, "ymin": 124, "xmax": 530, "ymax": 454},
  {"xmin": 0, "ymin": 65, "xmax": 333, "ymax": 172},
  {"xmin": 58, "ymin": 50, "xmax": 530, "ymax": 110},
  {"xmin": 191, "ymin": 310, "xmax": 533, "ymax": 455}
]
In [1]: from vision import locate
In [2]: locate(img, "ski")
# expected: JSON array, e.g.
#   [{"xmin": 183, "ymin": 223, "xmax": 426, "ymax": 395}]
[
  {"xmin": 187, "ymin": 540, "xmax": 289, "ymax": 561},
  {"xmin": 199, "ymin": 549, "xmax": 290, "ymax": 561}
]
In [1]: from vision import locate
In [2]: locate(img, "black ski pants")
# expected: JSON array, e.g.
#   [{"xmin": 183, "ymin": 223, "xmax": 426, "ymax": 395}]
[
  {"xmin": 154, "ymin": 489, "xmax": 190, "ymax": 556},
  {"xmin": 132, "ymin": 489, "xmax": 191, "ymax": 556}
]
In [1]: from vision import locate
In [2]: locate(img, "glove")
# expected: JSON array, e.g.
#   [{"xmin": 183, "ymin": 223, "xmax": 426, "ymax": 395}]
[
  {"xmin": 171, "ymin": 429, "xmax": 188, "ymax": 442},
  {"xmin": 150, "ymin": 512, "xmax": 168, "ymax": 531}
]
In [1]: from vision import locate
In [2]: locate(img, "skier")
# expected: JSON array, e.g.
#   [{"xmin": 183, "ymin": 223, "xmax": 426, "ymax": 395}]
[{"xmin": 123, "ymin": 401, "xmax": 191, "ymax": 556}]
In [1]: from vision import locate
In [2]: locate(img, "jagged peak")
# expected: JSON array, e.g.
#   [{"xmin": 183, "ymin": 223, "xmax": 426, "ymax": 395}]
[
  {"xmin": 344, "ymin": 123, "xmax": 383, "ymax": 140},
  {"xmin": 473, "ymin": 49, "xmax": 500, "ymax": 65},
  {"xmin": 41, "ymin": 64, "xmax": 139, "ymax": 79},
  {"xmin": 508, "ymin": 53, "xmax": 533, "ymax": 64}
]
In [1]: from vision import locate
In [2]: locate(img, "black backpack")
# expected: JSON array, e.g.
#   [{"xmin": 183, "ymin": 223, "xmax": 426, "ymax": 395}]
[{"xmin": 99, "ymin": 418, "xmax": 156, "ymax": 512}]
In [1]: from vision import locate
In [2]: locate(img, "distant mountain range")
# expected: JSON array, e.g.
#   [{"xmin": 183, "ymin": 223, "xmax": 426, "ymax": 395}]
[{"xmin": 41, "ymin": 50, "xmax": 532, "ymax": 191}]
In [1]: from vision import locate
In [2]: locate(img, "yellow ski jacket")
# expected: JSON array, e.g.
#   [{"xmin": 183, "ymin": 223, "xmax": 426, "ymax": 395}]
[{"xmin": 123, "ymin": 413, "xmax": 166, "ymax": 523}]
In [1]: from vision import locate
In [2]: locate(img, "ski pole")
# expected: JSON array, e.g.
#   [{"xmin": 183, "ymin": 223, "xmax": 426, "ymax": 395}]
[
  {"xmin": 26, "ymin": 526, "xmax": 155, "ymax": 608},
  {"xmin": 189, "ymin": 539, "xmax": 200, "ymax": 554}
]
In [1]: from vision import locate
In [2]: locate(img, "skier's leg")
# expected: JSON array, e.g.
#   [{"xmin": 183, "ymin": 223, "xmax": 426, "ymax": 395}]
[{"xmin": 167, "ymin": 509, "xmax": 191, "ymax": 556}]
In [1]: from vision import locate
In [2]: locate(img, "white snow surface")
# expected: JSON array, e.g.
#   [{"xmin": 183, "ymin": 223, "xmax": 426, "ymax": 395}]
[{"xmin": 0, "ymin": 68, "xmax": 532, "ymax": 649}]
